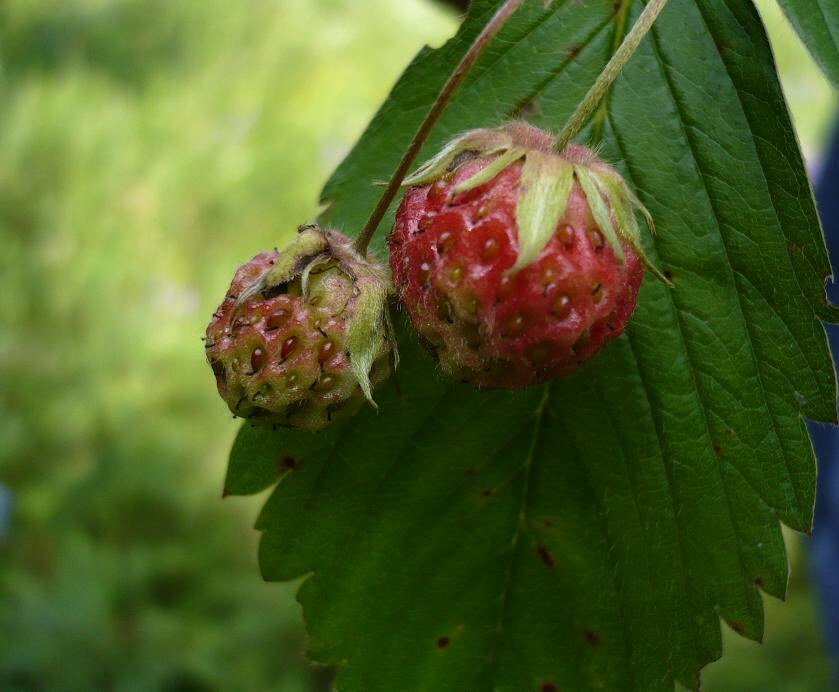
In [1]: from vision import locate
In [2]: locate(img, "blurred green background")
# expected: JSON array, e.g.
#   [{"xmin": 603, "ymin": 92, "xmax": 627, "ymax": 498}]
[{"xmin": 0, "ymin": 1, "xmax": 835, "ymax": 690}]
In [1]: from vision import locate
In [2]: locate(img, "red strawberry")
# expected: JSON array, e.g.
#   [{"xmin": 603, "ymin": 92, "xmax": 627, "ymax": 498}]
[
  {"xmin": 206, "ymin": 225, "xmax": 393, "ymax": 429},
  {"xmin": 389, "ymin": 122, "xmax": 666, "ymax": 389}
]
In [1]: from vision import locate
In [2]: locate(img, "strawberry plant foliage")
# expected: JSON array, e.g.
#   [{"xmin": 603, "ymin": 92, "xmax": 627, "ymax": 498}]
[
  {"xmin": 225, "ymin": 0, "xmax": 837, "ymax": 689},
  {"xmin": 777, "ymin": 0, "xmax": 839, "ymax": 87}
]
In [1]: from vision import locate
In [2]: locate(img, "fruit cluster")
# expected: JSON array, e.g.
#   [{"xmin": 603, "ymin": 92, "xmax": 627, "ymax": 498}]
[{"xmin": 206, "ymin": 123, "xmax": 664, "ymax": 428}]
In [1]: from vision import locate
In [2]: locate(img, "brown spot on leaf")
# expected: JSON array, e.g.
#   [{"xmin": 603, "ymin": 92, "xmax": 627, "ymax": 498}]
[
  {"xmin": 465, "ymin": 468, "xmax": 477, "ymax": 477},
  {"xmin": 567, "ymin": 43, "xmax": 582, "ymax": 59},
  {"xmin": 663, "ymin": 270, "xmax": 674, "ymax": 282},
  {"xmin": 724, "ymin": 428, "xmax": 734, "ymax": 437},
  {"xmin": 712, "ymin": 443, "xmax": 722, "ymax": 457},
  {"xmin": 729, "ymin": 620, "xmax": 745, "ymax": 635},
  {"xmin": 543, "ymin": 519, "xmax": 554, "ymax": 529},
  {"xmin": 540, "ymin": 683, "xmax": 559, "ymax": 692},
  {"xmin": 582, "ymin": 628, "xmax": 602, "ymax": 647},
  {"xmin": 278, "ymin": 454, "xmax": 298, "ymax": 472},
  {"xmin": 754, "ymin": 576, "xmax": 764, "ymax": 588},
  {"xmin": 436, "ymin": 636, "xmax": 450, "ymax": 649},
  {"xmin": 222, "ymin": 488, "xmax": 230, "ymax": 498},
  {"xmin": 482, "ymin": 488, "xmax": 493, "ymax": 498},
  {"xmin": 537, "ymin": 544, "xmax": 555, "ymax": 568}
]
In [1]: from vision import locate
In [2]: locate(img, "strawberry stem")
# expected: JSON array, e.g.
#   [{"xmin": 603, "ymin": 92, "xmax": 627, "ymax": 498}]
[
  {"xmin": 354, "ymin": 0, "xmax": 526, "ymax": 256},
  {"xmin": 554, "ymin": 0, "xmax": 670, "ymax": 154}
]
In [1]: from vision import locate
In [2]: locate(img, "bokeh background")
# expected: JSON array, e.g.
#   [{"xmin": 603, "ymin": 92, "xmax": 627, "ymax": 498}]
[{"xmin": 0, "ymin": 1, "xmax": 835, "ymax": 690}]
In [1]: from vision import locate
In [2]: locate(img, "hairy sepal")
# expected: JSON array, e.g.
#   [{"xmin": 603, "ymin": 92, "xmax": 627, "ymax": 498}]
[
  {"xmin": 346, "ymin": 279, "xmax": 390, "ymax": 406},
  {"xmin": 402, "ymin": 129, "xmax": 514, "ymax": 187},
  {"xmin": 234, "ymin": 225, "xmax": 329, "ymax": 312},
  {"xmin": 512, "ymin": 152, "xmax": 574, "ymax": 272}
]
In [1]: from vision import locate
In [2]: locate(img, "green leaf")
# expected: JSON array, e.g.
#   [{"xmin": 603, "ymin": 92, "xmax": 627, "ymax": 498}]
[
  {"xmin": 777, "ymin": 0, "xmax": 839, "ymax": 87},
  {"xmin": 227, "ymin": 0, "xmax": 836, "ymax": 689}
]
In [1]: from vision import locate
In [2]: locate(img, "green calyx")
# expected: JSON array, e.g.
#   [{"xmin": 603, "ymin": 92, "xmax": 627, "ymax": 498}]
[
  {"xmin": 403, "ymin": 122, "xmax": 672, "ymax": 286},
  {"xmin": 234, "ymin": 224, "xmax": 396, "ymax": 406}
]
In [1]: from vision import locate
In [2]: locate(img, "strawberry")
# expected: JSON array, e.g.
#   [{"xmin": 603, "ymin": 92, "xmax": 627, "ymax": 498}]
[
  {"xmin": 206, "ymin": 225, "xmax": 393, "ymax": 429},
  {"xmin": 389, "ymin": 122, "xmax": 666, "ymax": 389}
]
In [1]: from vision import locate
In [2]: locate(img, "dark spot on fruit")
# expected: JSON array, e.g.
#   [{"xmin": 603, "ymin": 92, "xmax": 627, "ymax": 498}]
[
  {"xmin": 251, "ymin": 347, "xmax": 266, "ymax": 371},
  {"xmin": 247, "ymin": 406, "xmax": 272, "ymax": 419},
  {"xmin": 436, "ymin": 636, "xmax": 450, "ymax": 649},
  {"xmin": 436, "ymin": 299, "xmax": 454, "ymax": 323},
  {"xmin": 552, "ymin": 293, "xmax": 571, "ymax": 318},
  {"xmin": 482, "ymin": 236, "xmax": 500, "ymax": 261},
  {"xmin": 285, "ymin": 399, "xmax": 309, "ymax": 419},
  {"xmin": 528, "ymin": 342, "xmax": 551, "ymax": 364},
  {"xmin": 582, "ymin": 628, "xmax": 602, "ymax": 647},
  {"xmin": 264, "ymin": 283, "xmax": 289, "ymax": 299},
  {"xmin": 462, "ymin": 322, "xmax": 482, "ymax": 350},
  {"xmin": 592, "ymin": 282, "xmax": 603, "ymax": 304},
  {"xmin": 211, "ymin": 360, "xmax": 226, "ymax": 383},
  {"xmin": 589, "ymin": 229, "xmax": 604, "ymax": 250},
  {"xmin": 266, "ymin": 308, "xmax": 290, "ymax": 330},
  {"xmin": 573, "ymin": 330, "xmax": 591, "ymax": 354},
  {"xmin": 557, "ymin": 224, "xmax": 575, "ymax": 246},
  {"xmin": 712, "ymin": 443, "xmax": 722, "ymax": 457},
  {"xmin": 318, "ymin": 340, "xmax": 335, "ymax": 363},
  {"xmin": 281, "ymin": 336, "xmax": 298, "ymax": 360},
  {"xmin": 278, "ymin": 454, "xmax": 298, "ymax": 472},
  {"xmin": 504, "ymin": 313, "xmax": 527, "ymax": 338},
  {"xmin": 313, "ymin": 374, "xmax": 336, "ymax": 392},
  {"xmin": 418, "ymin": 324, "xmax": 443, "ymax": 347},
  {"xmin": 437, "ymin": 230, "xmax": 454, "ymax": 254},
  {"xmin": 729, "ymin": 621, "xmax": 745, "ymax": 635},
  {"xmin": 325, "ymin": 401, "xmax": 348, "ymax": 421},
  {"xmin": 418, "ymin": 261, "xmax": 432, "ymax": 286},
  {"xmin": 537, "ymin": 544, "xmax": 555, "ymax": 568}
]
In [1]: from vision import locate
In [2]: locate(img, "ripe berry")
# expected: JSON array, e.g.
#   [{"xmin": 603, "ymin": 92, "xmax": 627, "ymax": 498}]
[
  {"xmin": 389, "ymin": 122, "xmax": 667, "ymax": 389},
  {"xmin": 206, "ymin": 226, "xmax": 393, "ymax": 429}
]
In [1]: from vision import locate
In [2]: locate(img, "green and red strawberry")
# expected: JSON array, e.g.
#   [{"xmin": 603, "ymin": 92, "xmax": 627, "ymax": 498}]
[{"xmin": 389, "ymin": 122, "xmax": 666, "ymax": 389}]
